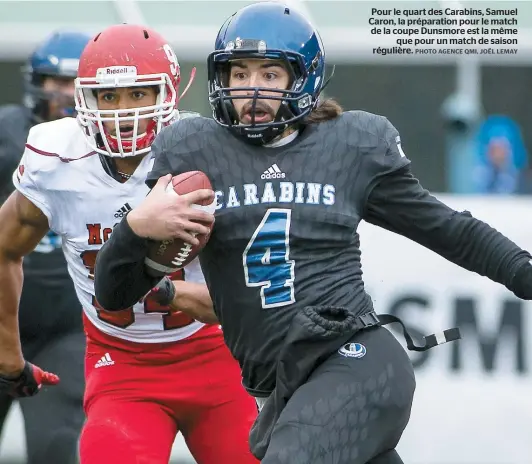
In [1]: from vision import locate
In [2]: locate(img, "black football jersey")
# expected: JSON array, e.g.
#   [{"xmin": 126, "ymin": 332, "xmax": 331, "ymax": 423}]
[
  {"xmin": 0, "ymin": 104, "xmax": 79, "ymax": 338},
  {"xmin": 0, "ymin": 104, "xmax": 71, "ymax": 284},
  {"xmin": 146, "ymin": 111, "xmax": 410, "ymax": 394},
  {"xmin": 95, "ymin": 110, "xmax": 531, "ymax": 394}
]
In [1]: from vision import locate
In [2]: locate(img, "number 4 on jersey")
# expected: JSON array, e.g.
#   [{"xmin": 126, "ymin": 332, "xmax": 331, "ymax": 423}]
[{"xmin": 243, "ymin": 208, "xmax": 295, "ymax": 309}]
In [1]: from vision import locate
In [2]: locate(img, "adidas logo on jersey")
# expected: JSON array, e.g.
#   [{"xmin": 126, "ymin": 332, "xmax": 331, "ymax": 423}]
[
  {"xmin": 261, "ymin": 164, "xmax": 285, "ymax": 180},
  {"xmin": 94, "ymin": 353, "xmax": 115, "ymax": 368},
  {"xmin": 114, "ymin": 203, "xmax": 132, "ymax": 218}
]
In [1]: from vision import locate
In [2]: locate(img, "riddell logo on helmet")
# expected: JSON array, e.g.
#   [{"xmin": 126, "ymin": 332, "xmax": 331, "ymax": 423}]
[
  {"xmin": 96, "ymin": 66, "xmax": 137, "ymax": 83},
  {"xmin": 106, "ymin": 67, "xmax": 130, "ymax": 75}
]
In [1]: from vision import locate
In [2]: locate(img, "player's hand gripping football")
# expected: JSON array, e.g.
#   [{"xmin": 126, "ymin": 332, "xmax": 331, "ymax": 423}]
[
  {"xmin": 0, "ymin": 361, "xmax": 60, "ymax": 398},
  {"xmin": 127, "ymin": 174, "xmax": 215, "ymax": 245}
]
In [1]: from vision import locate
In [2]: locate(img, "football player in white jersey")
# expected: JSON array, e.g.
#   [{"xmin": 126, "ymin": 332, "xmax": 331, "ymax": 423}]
[{"xmin": 0, "ymin": 24, "xmax": 258, "ymax": 464}]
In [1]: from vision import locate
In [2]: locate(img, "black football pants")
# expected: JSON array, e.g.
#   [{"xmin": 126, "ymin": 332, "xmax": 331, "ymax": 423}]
[
  {"xmin": 0, "ymin": 279, "xmax": 85, "ymax": 464},
  {"xmin": 261, "ymin": 326, "xmax": 415, "ymax": 464}
]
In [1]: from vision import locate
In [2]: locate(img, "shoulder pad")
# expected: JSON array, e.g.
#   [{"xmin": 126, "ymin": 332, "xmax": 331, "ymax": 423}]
[{"xmin": 26, "ymin": 118, "xmax": 91, "ymax": 161}]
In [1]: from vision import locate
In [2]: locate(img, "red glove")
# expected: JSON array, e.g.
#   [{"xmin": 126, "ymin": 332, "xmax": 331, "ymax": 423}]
[{"xmin": 0, "ymin": 361, "xmax": 60, "ymax": 398}]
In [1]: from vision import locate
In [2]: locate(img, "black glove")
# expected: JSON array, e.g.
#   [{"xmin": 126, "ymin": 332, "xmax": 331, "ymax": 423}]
[{"xmin": 0, "ymin": 361, "xmax": 60, "ymax": 398}]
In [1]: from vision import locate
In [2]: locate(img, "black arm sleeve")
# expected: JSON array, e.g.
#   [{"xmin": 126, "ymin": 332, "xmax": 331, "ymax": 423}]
[
  {"xmin": 0, "ymin": 134, "xmax": 26, "ymax": 203},
  {"xmin": 0, "ymin": 106, "xmax": 31, "ymax": 201},
  {"xmin": 363, "ymin": 166, "xmax": 532, "ymax": 299},
  {"xmin": 0, "ymin": 136, "xmax": 19, "ymax": 194},
  {"xmin": 94, "ymin": 217, "xmax": 159, "ymax": 311}
]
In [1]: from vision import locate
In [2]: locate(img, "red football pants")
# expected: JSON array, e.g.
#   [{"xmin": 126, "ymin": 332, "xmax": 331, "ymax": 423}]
[{"xmin": 79, "ymin": 316, "xmax": 259, "ymax": 464}]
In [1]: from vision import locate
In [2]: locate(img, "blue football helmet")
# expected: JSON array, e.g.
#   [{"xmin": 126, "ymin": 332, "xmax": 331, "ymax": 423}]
[
  {"xmin": 23, "ymin": 31, "xmax": 91, "ymax": 122},
  {"xmin": 208, "ymin": 2, "xmax": 326, "ymax": 145}
]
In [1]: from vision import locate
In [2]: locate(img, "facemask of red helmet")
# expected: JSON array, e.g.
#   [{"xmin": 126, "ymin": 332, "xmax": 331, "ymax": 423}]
[{"xmin": 75, "ymin": 24, "xmax": 182, "ymax": 158}]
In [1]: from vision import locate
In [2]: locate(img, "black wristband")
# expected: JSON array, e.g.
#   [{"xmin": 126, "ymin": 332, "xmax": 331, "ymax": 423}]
[
  {"xmin": 0, "ymin": 362, "xmax": 39, "ymax": 397},
  {"xmin": 510, "ymin": 261, "xmax": 532, "ymax": 300}
]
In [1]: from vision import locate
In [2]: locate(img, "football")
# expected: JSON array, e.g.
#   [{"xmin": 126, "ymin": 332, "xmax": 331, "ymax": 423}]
[{"xmin": 144, "ymin": 171, "xmax": 215, "ymax": 276}]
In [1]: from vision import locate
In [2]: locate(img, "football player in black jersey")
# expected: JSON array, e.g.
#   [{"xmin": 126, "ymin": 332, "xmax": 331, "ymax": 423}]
[
  {"xmin": 95, "ymin": 3, "xmax": 532, "ymax": 463},
  {"xmin": 0, "ymin": 31, "xmax": 89, "ymax": 464}
]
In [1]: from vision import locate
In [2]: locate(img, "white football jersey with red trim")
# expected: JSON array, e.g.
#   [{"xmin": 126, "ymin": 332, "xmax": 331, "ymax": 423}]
[{"xmin": 13, "ymin": 117, "xmax": 206, "ymax": 343}]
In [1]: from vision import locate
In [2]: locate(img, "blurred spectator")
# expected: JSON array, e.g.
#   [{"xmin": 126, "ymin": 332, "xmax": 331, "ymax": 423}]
[{"xmin": 472, "ymin": 115, "xmax": 529, "ymax": 194}]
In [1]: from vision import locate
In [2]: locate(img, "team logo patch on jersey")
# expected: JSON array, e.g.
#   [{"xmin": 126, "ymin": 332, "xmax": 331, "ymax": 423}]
[{"xmin": 338, "ymin": 342, "xmax": 367, "ymax": 359}]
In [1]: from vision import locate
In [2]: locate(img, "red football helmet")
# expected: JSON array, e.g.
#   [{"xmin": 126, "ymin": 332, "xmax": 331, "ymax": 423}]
[{"xmin": 75, "ymin": 24, "xmax": 180, "ymax": 157}]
